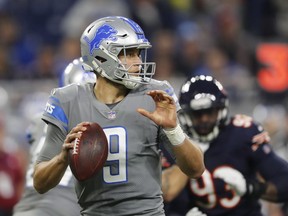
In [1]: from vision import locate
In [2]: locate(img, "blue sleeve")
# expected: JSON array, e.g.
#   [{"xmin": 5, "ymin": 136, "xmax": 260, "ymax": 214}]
[{"xmin": 42, "ymin": 88, "xmax": 69, "ymax": 133}]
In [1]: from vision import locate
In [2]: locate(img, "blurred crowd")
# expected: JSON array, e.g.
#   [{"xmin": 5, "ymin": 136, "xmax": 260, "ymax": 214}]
[
  {"xmin": 0, "ymin": 0, "xmax": 288, "ymax": 215},
  {"xmin": 0, "ymin": 0, "xmax": 287, "ymax": 81}
]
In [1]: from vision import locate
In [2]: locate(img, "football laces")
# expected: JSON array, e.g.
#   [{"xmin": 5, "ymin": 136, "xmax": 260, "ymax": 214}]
[{"xmin": 72, "ymin": 138, "xmax": 80, "ymax": 155}]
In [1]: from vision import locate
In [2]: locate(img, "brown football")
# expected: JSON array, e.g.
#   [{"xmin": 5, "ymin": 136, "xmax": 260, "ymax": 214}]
[{"xmin": 68, "ymin": 122, "xmax": 108, "ymax": 181}]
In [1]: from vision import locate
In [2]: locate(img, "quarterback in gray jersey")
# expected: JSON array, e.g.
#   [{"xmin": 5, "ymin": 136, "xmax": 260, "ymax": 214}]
[
  {"xmin": 34, "ymin": 16, "xmax": 205, "ymax": 216},
  {"xmin": 13, "ymin": 58, "xmax": 95, "ymax": 216}
]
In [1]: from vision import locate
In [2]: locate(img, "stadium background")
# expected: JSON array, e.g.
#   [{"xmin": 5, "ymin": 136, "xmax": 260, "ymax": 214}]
[{"xmin": 0, "ymin": 0, "xmax": 287, "ymax": 215}]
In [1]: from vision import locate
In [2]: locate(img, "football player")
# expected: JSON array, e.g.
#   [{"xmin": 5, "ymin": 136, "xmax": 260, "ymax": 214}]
[
  {"xmin": 175, "ymin": 75, "xmax": 288, "ymax": 215},
  {"xmin": 13, "ymin": 58, "xmax": 95, "ymax": 216},
  {"xmin": 33, "ymin": 16, "xmax": 205, "ymax": 216}
]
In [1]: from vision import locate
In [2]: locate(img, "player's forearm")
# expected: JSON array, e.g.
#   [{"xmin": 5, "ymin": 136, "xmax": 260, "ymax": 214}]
[
  {"xmin": 261, "ymin": 182, "xmax": 278, "ymax": 202},
  {"xmin": 173, "ymin": 138, "xmax": 205, "ymax": 179},
  {"xmin": 33, "ymin": 155, "xmax": 68, "ymax": 194},
  {"xmin": 162, "ymin": 165, "xmax": 189, "ymax": 202},
  {"xmin": 246, "ymin": 178, "xmax": 288, "ymax": 202},
  {"xmin": 162, "ymin": 124, "xmax": 205, "ymax": 178},
  {"xmin": 260, "ymin": 177, "xmax": 288, "ymax": 202}
]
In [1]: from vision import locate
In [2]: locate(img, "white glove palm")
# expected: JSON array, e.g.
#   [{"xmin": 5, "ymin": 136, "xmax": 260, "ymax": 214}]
[
  {"xmin": 214, "ymin": 167, "xmax": 247, "ymax": 196},
  {"xmin": 186, "ymin": 207, "xmax": 207, "ymax": 216}
]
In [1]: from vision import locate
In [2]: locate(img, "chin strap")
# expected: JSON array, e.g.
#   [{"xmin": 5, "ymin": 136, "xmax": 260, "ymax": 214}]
[{"xmin": 122, "ymin": 79, "xmax": 139, "ymax": 89}]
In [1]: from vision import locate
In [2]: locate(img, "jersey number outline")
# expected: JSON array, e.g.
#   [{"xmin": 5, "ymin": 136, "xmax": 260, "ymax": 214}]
[
  {"xmin": 189, "ymin": 168, "xmax": 241, "ymax": 209},
  {"xmin": 103, "ymin": 127, "xmax": 127, "ymax": 184}
]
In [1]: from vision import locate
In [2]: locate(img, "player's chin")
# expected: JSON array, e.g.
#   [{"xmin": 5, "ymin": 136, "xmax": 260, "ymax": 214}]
[
  {"xmin": 128, "ymin": 69, "xmax": 140, "ymax": 75},
  {"xmin": 195, "ymin": 127, "xmax": 213, "ymax": 136}
]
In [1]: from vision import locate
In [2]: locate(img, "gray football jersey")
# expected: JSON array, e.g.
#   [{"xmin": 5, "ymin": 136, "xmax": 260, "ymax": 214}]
[
  {"xmin": 13, "ymin": 113, "xmax": 80, "ymax": 216},
  {"xmin": 40, "ymin": 80, "xmax": 180, "ymax": 216}
]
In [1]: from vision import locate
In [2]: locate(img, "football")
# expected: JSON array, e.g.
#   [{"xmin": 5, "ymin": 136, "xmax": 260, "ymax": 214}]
[{"xmin": 68, "ymin": 122, "xmax": 108, "ymax": 181}]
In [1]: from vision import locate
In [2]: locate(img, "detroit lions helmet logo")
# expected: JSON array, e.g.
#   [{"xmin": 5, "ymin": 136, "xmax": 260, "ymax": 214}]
[{"xmin": 83, "ymin": 24, "xmax": 118, "ymax": 55}]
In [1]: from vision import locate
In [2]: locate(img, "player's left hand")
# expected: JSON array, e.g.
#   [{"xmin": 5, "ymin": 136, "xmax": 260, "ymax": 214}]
[
  {"xmin": 186, "ymin": 207, "xmax": 207, "ymax": 216},
  {"xmin": 137, "ymin": 90, "xmax": 177, "ymax": 129},
  {"xmin": 214, "ymin": 167, "xmax": 247, "ymax": 196},
  {"xmin": 252, "ymin": 131, "xmax": 271, "ymax": 144}
]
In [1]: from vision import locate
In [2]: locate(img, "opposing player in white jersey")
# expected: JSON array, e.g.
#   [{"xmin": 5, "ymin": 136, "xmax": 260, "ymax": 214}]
[
  {"xmin": 33, "ymin": 16, "xmax": 205, "ymax": 216},
  {"xmin": 13, "ymin": 58, "xmax": 96, "ymax": 216}
]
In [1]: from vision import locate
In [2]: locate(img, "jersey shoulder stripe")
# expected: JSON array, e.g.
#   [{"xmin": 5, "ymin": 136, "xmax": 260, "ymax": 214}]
[{"xmin": 42, "ymin": 83, "xmax": 93, "ymax": 133}]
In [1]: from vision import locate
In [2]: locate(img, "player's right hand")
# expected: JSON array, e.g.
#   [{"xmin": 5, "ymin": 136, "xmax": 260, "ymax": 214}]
[
  {"xmin": 61, "ymin": 122, "xmax": 90, "ymax": 162},
  {"xmin": 186, "ymin": 207, "xmax": 207, "ymax": 216},
  {"xmin": 137, "ymin": 90, "xmax": 177, "ymax": 129}
]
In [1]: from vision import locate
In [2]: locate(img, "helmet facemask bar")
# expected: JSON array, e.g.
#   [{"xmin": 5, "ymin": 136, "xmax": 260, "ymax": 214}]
[
  {"xmin": 115, "ymin": 46, "xmax": 156, "ymax": 86},
  {"xmin": 189, "ymin": 94, "xmax": 227, "ymax": 142},
  {"xmin": 180, "ymin": 107, "xmax": 222, "ymax": 143}
]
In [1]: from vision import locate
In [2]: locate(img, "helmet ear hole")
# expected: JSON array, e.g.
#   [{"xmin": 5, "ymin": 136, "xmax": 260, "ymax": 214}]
[{"xmin": 95, "ymin": 56, "xmax": 107, "ymax": 63}]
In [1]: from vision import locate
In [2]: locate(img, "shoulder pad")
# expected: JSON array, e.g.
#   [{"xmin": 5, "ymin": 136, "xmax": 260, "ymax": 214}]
[{"xmin": 51, "ymin": 83, "xmax": 89, "ymax": 103}]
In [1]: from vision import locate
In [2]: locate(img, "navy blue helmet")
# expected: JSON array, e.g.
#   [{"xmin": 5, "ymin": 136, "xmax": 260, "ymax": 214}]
[{"xmin": 179, "ymin": 75, "xmax": 229, "ymax": 142}]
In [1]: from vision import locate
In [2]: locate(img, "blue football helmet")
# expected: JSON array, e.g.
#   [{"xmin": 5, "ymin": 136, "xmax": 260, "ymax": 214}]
[
  {"xmin": 80, "ymin": 16, "xmax": 155, "ymax": 89},
  {"xmin": 59, "ymin": 58, "xmax": 96, "ymax": 87},
  {"xmin": 179, "ymin": 75, "xmax": 229, "ymax": 142}
]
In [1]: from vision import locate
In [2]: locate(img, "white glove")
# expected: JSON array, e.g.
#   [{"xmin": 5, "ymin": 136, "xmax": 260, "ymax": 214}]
[
  {"xmin": 214, "ymin": 167, "xmax": 247, "ymax": 196},
  {"xmin": 186, "ymin": 207, "xmax": 207, "ymax": 216}
]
